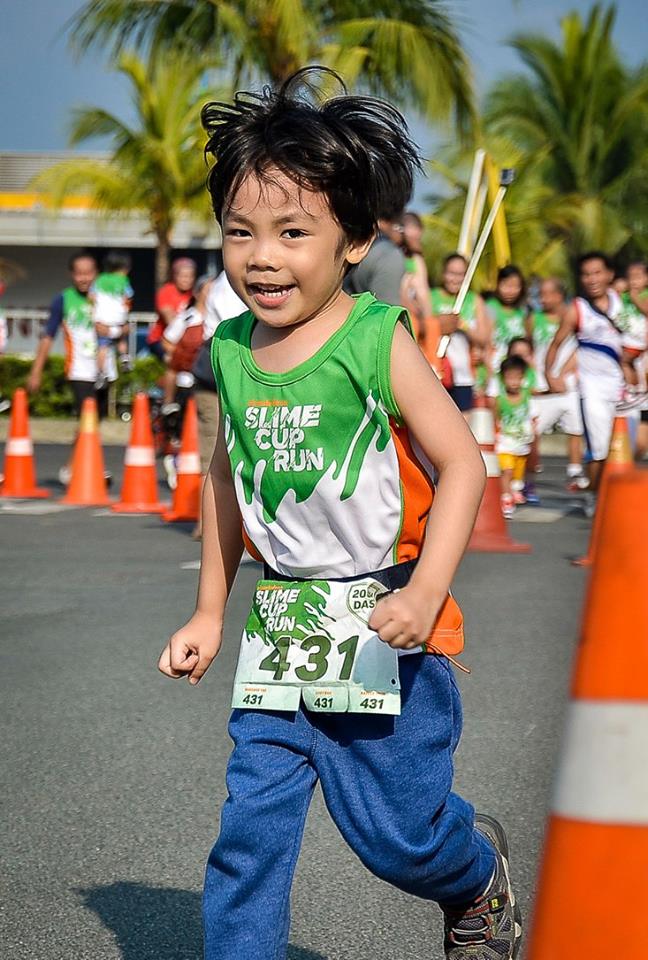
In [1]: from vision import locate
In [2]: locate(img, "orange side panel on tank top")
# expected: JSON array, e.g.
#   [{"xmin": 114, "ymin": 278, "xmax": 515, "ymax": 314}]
[
  {"xmin": 62, "ymin": 326, "xmax": 72, "ymax": 379},
  {"xmin": 390, "ymin": 423, "xmax": 464, "ymax": 657}
]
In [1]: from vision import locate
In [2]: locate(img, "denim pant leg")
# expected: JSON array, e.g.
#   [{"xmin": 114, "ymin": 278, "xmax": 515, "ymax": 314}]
[
  {"xmin": 312, "ymin": 654, "xmax": 496, "ymax": 906},
  {"xmin": 203, "ymin": 709, "xmax": 317, "ymax": 960}
]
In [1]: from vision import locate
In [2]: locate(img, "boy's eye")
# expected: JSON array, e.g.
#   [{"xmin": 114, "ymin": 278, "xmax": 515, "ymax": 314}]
[
  {"xmin": 225, "ymin": 228, "xmax": 250, "ymax": 238},
  {"xmin": 282, "ymin": 228, "xmax": 306, "ymax": 239}
]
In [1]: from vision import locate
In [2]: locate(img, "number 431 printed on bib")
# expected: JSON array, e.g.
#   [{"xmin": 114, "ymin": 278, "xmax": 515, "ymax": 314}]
[{"xmin": 232, "ymin": 579, "xmax": 401, "ymax": 715}]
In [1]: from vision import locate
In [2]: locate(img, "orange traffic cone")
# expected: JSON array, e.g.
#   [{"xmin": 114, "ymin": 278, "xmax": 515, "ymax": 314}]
[
  {"xmin": 163, "ymin": 397, "xmax": 201, "ymax": 522},
  {"xmin": 572, "ymin": 415, "xmax": 633, "ymax": 566},
  {"xmin": 527, "ymin": 469, "xmax": 648, "ymax": 958},
  {"xmin": 467, "ymin": 399, "xmax": 531, "ymax": 553},
  {"xmin": 0, "ymin": 388, "xmax": 50, "ymax": 498},
  {"xmin": 61, "ymin": 397, "xmax": 112, "ymax": 506},
  {"xmin": 112, "ymin": 393, "xmax": 166, "ymax": 513}
]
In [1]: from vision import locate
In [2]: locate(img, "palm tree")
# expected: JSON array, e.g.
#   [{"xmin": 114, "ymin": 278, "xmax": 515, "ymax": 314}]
[
  {"xmin": 484, "ymin": 3, "xmax": 648, "ymax": 259},
  {"xmin": 69, "ymin": 0, "xmax": 475, "ymax": 135},
  {"xmin": 32, "ymin": 50, "xmax": 221, "ymax": 283}
]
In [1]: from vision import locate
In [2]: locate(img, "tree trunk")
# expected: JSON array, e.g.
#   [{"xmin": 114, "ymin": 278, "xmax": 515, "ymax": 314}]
[{"xmin": 155, "ymin": 231, "xmax": 171, "ymax": 287}]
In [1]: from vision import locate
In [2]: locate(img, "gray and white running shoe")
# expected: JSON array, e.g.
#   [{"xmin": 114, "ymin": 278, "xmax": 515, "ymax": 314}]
[{"xmin": 442, "ymin": 813, "xmax": 522, "ymax": 959}]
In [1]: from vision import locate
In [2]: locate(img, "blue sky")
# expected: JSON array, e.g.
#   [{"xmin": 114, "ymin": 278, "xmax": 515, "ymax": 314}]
[{"xmin": 0, "ymin": 0, "xmax": 645, "ymax": 155}]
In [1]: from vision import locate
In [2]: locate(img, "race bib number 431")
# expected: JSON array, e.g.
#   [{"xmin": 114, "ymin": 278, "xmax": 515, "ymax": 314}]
[{"xmin": 232, "ymin": 579, "xmax": 401, "ymax": 715}]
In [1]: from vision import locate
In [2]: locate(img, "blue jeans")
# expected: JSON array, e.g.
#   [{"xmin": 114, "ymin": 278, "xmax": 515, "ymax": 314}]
[{"xmin": 203, "ymin": 654, "xmax": 496, "ymax": 960}]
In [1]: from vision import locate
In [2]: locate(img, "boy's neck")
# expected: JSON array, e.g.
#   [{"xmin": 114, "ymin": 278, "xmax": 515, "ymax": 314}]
[{"xmin": 249, "ymin": 288, "xmax": 357, "ymax": 374}]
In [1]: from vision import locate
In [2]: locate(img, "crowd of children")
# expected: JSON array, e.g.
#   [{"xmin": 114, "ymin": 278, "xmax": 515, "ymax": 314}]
[{"xmin": 421, "ymin": 252, "xmax": 648, "ymax": 518}]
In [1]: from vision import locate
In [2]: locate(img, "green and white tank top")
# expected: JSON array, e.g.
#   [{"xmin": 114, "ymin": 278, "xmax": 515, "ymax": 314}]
[
  {"xmin": 61, "ymin": 286, "xmax": 98, "ymax": 381},
  {"xmin": 486, "ymin": 297, "xmax": 527, "ymax": 374},
  {"xmin": 211, "ymin": 293, "xmax": 435, "ymax": 579},
  {"xmin": 619, "ymin": 290, "xmax": 648, "ymax": 352},
  {"xmin": 495, "ymin": 391, "xmax": 534, "ymax": 456},
  {"xmin": 430, "ymin": 287, "xmax": 478, "ymax": 388}
]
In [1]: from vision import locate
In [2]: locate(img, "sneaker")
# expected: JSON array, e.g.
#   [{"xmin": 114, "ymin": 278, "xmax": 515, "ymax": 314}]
[
  {"xmin": 442, "ymin": 813, "xmax": 522, "ymax": 959},
  {"xmin": 163, "ymin": 453, "xmax": 177, "ymax": 490},
  {"xmin": 512, "ymin": 490, "xmax": 526, "ymax": 506},
  {"xmin": 95, "ymin": 372, "xmax": 108, "ymax": 391},
  {"xmin": 0, "ymin": 396, "xmax": 11, "ymax": 414},
  {"xmin": 566, "ymin": 472, "xmax": 589, "ymax": 492},
  {"xmin": 119, "ymin": 354, "xmax": 133, "ymax": 372},
  {"xmin": 501, "ymin": 494, "xmax": 515, "ymax": 519},
  {"xmin": 584, "ymin": 491, "xmax": 597, "ymax": 519},
  {"xmin": 161, "ymin": 402, "xmax": 181, "ymax": 417},
  {"xmin": 522, "ymin": 482, "xmax": 540, "ymax": 505}
]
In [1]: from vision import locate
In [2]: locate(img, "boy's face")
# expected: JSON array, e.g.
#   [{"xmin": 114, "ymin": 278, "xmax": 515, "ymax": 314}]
[
  {"xmin": 222, "ymin": 170, "xmax": 370, "ymax": 328},
  {"xmin": 503, "ymin": 368, "xmax": 524, "ymax": 394}
]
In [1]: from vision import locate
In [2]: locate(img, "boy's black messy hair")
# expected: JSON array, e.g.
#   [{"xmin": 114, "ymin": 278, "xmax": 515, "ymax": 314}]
[{"xmin": 201, "ymin": 67, "xmax": 421, "ymax": 243}]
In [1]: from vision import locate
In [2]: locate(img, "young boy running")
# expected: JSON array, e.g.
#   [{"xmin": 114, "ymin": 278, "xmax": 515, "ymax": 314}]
[
  {"xmin": 158, "ymin": 68, "xmax": 521, "ymax": 960},
  {"xmin": 545, "ymin": 252, "xmax": 624, "ymax": 516}
]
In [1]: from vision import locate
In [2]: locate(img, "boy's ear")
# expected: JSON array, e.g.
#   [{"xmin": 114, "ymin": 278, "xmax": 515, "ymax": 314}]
[{"xmin": 345, "ymin": 232, "xmax": 376, "ymax": 267}]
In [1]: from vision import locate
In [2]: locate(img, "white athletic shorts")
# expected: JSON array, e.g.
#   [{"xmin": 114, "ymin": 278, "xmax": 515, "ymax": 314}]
[
  {"xmin": 531, "ymin": 392, "xmax": 583, "ymax": 437},
  {"xmin": 580, "ymin": 395, "xmax": 617, "ymax": 461}
]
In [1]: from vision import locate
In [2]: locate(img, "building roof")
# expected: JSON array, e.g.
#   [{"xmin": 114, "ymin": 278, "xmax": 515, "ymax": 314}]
[
  {"xmin": 0, "ymin": 151, "xmax": 220, "ymax": 249},
  {"xmin": 0, "ymin": 151, "xmax": 108, "ymax": 192}
]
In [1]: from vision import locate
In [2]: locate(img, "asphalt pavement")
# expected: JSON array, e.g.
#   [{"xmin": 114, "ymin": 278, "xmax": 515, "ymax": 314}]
[{"xmin": 1, "ymin": 444, "xmax": 591, "ymax": 960}]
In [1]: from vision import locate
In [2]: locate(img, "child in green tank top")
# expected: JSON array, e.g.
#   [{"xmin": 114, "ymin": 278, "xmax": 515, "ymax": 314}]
[
  {"xmin": 494, "ymin": 356, "xmax": 535, "ymax": 518},
  {"xmin": 484, "ymin": 265, "xmax": 529, "ymax": 391},
  {"xmin": 157, "ymin": 67, "xmax": 521, "ymax": 960}
]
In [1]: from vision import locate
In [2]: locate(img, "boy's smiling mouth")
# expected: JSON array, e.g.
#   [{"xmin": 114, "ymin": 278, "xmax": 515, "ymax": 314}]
[{"xmin": 247, "ymin": 282, "xmax": 296, "ymax": 308}]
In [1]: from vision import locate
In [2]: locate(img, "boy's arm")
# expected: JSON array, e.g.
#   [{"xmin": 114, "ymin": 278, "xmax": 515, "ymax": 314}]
[
  {"xmin": 158, "ymin": 407, "xmax": 244, "ymax": 684},
  {"xmin": 369, "ymin": 324, "xmax": 486, "ymax": 648}
]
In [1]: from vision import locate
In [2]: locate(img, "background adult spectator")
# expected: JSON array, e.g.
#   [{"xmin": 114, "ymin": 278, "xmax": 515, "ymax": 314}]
[
  {"xmin": 147, "ymin": 257, "xmax": 197, "ymax": 361},
  {"xmin": 28, "ymin": 251, "xmax": 116, "ymax": 419},
  {"xmin": 190, "ymin": 271, "xmax": 246, "ymax": 538},
  {"xmin": 400, "ymin": 211, "xmax": 433, "ymax": 336},
  {"xmin": 344, "ymin": 210, "xmax": 406, "ymax": 306},
  {"xmin": 27, "ymin": 250, "xmax": 116, "ymax": 485}
]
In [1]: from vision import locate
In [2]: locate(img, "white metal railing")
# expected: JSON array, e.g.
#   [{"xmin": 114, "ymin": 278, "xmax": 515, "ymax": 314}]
[{"xmin": 1, "ymin": 307, "xmax": 157, "ymax": 358}]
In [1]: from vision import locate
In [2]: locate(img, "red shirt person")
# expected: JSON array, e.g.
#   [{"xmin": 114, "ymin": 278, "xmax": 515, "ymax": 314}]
[{"xmin": 147, "ymin": 258, "xmax": 197, "ymax": 360}]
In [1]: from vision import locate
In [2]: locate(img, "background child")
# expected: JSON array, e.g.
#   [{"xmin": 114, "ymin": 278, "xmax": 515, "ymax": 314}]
[
  {"xmin": 91, "ymin": 250, "xmax": 133, "ymax": 389},
  {"xmin": 157, "ymin": 67, "xmax": 521, "ymax": 960},
  {"xmin": 496, "ymin": 355, "xmax": 535, "ymax": 517},
  {"xmin": 484, "ymin": 264, "xmax": 529, "ymax": 392}
]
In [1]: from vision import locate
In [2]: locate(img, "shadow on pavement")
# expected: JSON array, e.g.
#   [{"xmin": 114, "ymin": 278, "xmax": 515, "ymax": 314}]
[{"xmin": 76, "ymin": 881, "xmax": 327, "ymax": 960}]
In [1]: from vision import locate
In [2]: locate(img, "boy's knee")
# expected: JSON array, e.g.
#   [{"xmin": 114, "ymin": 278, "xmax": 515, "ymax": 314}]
[{"xmin": 361, "ymin": 834, "xmax": 447, "ymax": 894}]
